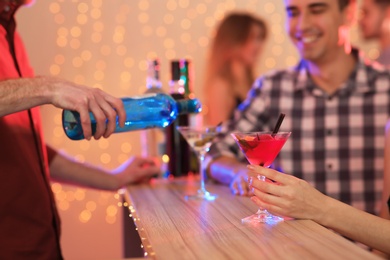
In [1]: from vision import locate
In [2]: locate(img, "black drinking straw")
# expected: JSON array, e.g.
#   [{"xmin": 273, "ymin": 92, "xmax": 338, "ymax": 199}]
[{"xmin": 272, "ymin": 113, "xmax": 285, "ymax": 134}]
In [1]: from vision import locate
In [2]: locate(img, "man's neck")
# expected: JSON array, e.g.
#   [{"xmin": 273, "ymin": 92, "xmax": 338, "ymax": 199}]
[{"xmin": 306, "ymin": 48, "xmax": 356, "ymax": 95}]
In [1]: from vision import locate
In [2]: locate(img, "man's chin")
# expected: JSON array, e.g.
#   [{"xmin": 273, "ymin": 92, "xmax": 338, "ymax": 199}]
[
  {"xmin": 298, "ymin": 50, "xmax": 317, "ymax": 62},
  {"xmin": 362, "ymin": 34, "xmax": 378, "ymax": 41}
]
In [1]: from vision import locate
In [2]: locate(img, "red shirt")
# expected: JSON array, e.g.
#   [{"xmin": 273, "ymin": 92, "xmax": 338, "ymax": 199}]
[{"xmin": 0, "ymin": 5, "xmax": 62, "ymax": 259}]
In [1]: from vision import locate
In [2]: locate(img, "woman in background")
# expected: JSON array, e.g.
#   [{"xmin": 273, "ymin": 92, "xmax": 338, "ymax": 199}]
[{"xmin": 203, "ymin": 12, "xmax": 267, "ymax": 126}]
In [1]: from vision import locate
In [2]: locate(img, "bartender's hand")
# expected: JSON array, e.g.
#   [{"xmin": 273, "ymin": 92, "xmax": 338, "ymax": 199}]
[
  {"xmin": 112, "ymin": 156, "xmax": 161, "ymax": 186},
  {"xmin": 42, "ymin": 76, "xmax": 126, "ymax": 140}
]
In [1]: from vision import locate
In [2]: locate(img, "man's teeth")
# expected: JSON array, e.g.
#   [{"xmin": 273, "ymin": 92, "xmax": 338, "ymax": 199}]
[{"xmin": 301, "ymin": 36, "xmax": 317, "ymax": 43}]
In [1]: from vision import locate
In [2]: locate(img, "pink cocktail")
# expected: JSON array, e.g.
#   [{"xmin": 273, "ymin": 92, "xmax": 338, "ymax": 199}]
[{"xmin": 231, "ymin": 131, "xmax": 291, "ymax": 224}]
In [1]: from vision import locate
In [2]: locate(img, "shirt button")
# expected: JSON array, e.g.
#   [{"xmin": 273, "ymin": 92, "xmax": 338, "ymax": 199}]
[
  {"xmin": 327, "ymin": 164, "xmax": 333, "ymax": 169},
  {"xmin": 327, "ymin": 129, "xmax": 332, "ymax": 135}
]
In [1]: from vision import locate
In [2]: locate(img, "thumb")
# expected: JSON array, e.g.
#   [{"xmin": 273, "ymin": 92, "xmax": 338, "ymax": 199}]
[
  {"xmin": 138, "ymin": 157, "xmax": 158, "ymax": 167},
  {"xmin": 140, "ymin": 164, "xmax": 161, "ymax": 176}
]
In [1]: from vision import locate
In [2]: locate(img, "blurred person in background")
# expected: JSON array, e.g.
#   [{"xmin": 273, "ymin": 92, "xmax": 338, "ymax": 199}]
[
  {"xmin": 206, "ymin": 0, "xmax": 390, "ymax": 221},
  {"xmin": 359, "ymin": 0, "xmax": 390, "ymax": 66},
  {"xmin": 202, "ymin": 12, "xmax": 267, "ymax": 126},
  {"xmin": 0, "ymin": 1, "xmax": 160, "ymax": 259}
]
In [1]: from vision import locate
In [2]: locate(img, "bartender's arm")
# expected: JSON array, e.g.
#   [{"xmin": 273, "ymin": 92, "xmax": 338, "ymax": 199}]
[
  {"xmin": 49, "ymin": 152, "xmax": 160, "ymax": 190},
  {"xmin": 0, "ymin": 76, "xmax": 125, "ymax": 140}
]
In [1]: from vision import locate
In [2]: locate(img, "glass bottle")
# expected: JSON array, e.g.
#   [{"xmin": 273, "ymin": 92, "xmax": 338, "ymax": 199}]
[
  {"xmin": 141, "ymin": 59, "xmax": 165, "ymax": 159},
  {"xmin": 62, "ymin": 93, "xmax": 201, "ymax": 140},
  {"xmin": 165, "ymin": 60, "xmax": 192, "ymax": 176}
]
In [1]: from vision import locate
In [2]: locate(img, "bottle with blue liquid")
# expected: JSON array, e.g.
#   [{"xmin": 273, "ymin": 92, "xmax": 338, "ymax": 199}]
[{"xmin": 62, "ymin": 93, "xmax": 202, "ymax": 140}]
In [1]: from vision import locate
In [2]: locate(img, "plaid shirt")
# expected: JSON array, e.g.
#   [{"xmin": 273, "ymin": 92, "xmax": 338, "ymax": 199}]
[{"xmin": 208, "ymin": 49, "xmax": 390, "ymax": 215}]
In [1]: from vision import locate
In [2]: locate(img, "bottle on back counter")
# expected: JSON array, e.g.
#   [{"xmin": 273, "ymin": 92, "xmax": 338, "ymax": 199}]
[
  {"xmin": 165, "ymin": 59, "xmax": 194, "ymax": 177},
  {"xmin": 62, "ymin": 93, "xmax": 201, "ymax": 140},
  {"xmin": 140, "ymin": 59, "xmax": 165, "ymax": 161},
  {"xmin": 144, "ymin": 59, "xmax": 164, "ymax": 95}
]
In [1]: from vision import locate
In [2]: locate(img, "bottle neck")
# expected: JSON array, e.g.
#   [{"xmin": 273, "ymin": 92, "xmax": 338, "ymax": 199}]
[
  {"xmin": 170, "ymin": 60, "xmax": 183, "ymax": 94},
  {"xmin": 147, "ymin": 77, "xmax": 162, "ymax": 89},
  {"xmin": 176, "ymin": 98, "xmax": 202, "ymax": 115},
  {"xmin": 180, "ymin": 60, "xmax": 192, "ymax": 97},
  {"xmin": 169, "ymin": 79, "xmax": 184, "ymax": 94},
  {"xmin": 147, "ymin": 59, "xmax": 161, "ymax": 89}
]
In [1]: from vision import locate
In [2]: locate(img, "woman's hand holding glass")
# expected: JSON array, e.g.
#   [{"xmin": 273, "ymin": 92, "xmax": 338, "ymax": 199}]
[{"xmin": 247, "ymin": 165, "xmax": 330, "ymax": 223}]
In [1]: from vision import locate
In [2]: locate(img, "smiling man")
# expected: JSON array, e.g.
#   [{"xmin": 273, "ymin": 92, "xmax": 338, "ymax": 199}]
[{"xmin": 206, "ymin": 0, "xmax": 390, "ymax": 218}]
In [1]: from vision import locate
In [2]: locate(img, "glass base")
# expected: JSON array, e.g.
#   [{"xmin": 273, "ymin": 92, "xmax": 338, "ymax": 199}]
[
  {"xmin": 185, "ymin": 189, "xmax": 217, "ymax": 201},
  {"xmin": 241, "ymin": 211, "xmax": 284, "ymax": 225}
]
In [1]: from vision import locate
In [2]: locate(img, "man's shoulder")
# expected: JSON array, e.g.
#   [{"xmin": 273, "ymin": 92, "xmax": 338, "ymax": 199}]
[
  {"xmin": 358, "ymin": 51, "xmax": 390, "ymax": 77},
  {"xmin": 251, "ymin": 66, "xmax": 301, "ymax": 93},
  {"xmin": 356, "ymin": 56, "xmax": 390, "ymax": 93},
  {"xmin": 362, "ymin": 60, "xmax": 390, "ymax": 89}
]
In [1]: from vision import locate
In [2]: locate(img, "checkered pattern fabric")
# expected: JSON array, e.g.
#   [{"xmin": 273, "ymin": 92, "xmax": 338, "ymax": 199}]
[{"xmin": 208, "ymin": 50, "xmax": 390, "ymax": 215}]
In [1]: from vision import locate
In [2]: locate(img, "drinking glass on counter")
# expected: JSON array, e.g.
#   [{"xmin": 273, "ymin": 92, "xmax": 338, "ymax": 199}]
[
  {"xmin": 177, "ymin": 125, "xmax": 221, "ymax": 201},
  {"xmin": 231, "ymin": 131, "xmax": 291, "ymax": 224}
]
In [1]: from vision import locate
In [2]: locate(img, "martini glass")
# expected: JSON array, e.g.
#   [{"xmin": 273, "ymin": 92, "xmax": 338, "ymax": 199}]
[
  {"xmin": 231, "ymin": 131, "xmax": 291, "ymax": 224},
  {"xmin": 177, "ymin": 126, "xmax": 220, "ymax": 201}
]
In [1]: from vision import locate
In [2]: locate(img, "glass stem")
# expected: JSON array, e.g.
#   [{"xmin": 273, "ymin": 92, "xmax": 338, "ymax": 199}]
[
  {"xmin": 199, "ymin": 152, "xmax": 206, "ymax": 193},
  {"xmin": 257, "ymin": 174, "xmax": 268, "ymax": 214}
]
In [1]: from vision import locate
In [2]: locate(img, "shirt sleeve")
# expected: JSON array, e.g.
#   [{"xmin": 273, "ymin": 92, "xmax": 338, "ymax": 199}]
[
  {"xmin": 205, "ymin": 76, "xmax": 272, "ymax": 166},
  {"xmin": 46, "ymin": 144, "xmax": 58, "ymax": 165}
]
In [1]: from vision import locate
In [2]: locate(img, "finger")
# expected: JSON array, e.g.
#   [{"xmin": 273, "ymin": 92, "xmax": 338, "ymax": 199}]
[
  {"xmin": 140, "ymin": 165, "xmax": 161, "ymax": 177},
  {"xmin": 102, "ymin": 106, "xmax": 117, "ymax": 139},
  {"xmin": 250, "ymin": 195, "xmax": 267, "ymax": 209},
  {"xmin": 101, "ymin": 107, "xmax": 117, "ymax": 138},
  {"xmin": 78, "ymin": 109, "xmax": 92, "ymax": 140},
  {"xmin": 139, "ymin": 157, "xmax": 158, "ymax": 166},
  {"xmin": 247, "ymin": 165, "xmax": 289, "ymax": 184},
  {"xmin": 237, "ymin": 177, "xmax": 249, "ymax": 196},
  {"xmin": 104, "ymin": 94, "xmax": 126, "ymax": 128},
  {"xmin": 247, "ymin": 185, "xmax": 254, "ymax": 196},
  {"xmin": 92, "ymin": 93, "xmax": 119, "ymax": 138},
  {"xmin": 132, "ymin": 157, "xmax": 158, "ymax": 169},
  {"xmin": 252, "ymin": 185, "xmax": 287, "ymax": 212},
  {"xmin": 88, "ymin": 98, "xmax": 107, "ymax": 140},
  {"xmin": 230, "ymin": 181, "xmax": 239, "ymax": 195},
  {"xmin": 251, "ymin": 178, "xmax": 284, "ymax": 198},
  {"xmin": 250, "ymin": 195, "xmax": 285, "ymax": 217},
  {"xmin": 246, "ymin": 166, "xmax": 260, "ymax": 178}
]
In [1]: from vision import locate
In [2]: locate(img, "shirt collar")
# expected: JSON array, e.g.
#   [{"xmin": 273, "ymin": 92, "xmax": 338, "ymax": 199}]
[{"xmin": 293, "ymin": 48, "xmax": 382, "ymax": 96}]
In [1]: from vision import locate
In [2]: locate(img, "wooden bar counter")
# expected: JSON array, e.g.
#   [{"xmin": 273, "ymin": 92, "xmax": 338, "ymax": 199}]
[{"xmin": 123, "ymin": 177, "xmax": 380, "ymax": 259}]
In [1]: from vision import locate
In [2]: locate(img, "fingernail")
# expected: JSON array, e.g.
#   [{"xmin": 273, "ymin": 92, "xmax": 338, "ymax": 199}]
[{"xmin": 247, "ymin": 165, "xmax": 255, "ymax": 170}]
